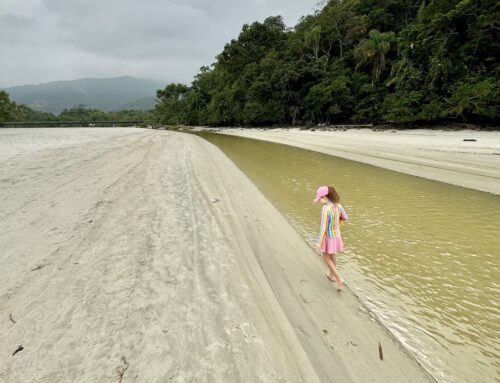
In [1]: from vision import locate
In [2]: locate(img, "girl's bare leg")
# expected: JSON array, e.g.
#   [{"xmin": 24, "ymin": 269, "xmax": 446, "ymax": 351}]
[
  {"xmin": 332, "ymin": 254, "xmax": 344, "ymax": 289},
  {"xmin": 322, "ymin": 253, "xmax": 344, "ymax": 290}
]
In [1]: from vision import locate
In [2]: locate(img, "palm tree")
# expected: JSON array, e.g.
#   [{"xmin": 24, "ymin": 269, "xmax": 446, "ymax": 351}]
[
  {"xmin": 354, "ymin": 29, "xmax": 395, "ymax": 85},
  {"xmin": 305, "ymin": 25, "xmax": 322, "ymax": 60}
]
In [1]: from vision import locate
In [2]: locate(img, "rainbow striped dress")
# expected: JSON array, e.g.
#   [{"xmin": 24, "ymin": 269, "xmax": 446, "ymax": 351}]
[{"xmin": 317, "ymin": 202, "xmax": 348, "ymax": 246}]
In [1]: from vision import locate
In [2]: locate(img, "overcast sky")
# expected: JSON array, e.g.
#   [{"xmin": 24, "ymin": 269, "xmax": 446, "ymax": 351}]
[{"xmin": 0, "ymin": 0, "xmax": 320, "ymax": 88}]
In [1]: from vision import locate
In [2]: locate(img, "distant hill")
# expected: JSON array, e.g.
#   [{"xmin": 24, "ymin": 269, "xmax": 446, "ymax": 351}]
[{"xmin": 3, "ymin": 76, "xmax": 163, "ymax": 114}]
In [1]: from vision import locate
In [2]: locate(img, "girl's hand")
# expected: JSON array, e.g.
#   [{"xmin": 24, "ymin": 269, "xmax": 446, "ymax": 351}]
[{"xmin": 315, "ymin": 245, "xmax": 322, "ymax": 254}]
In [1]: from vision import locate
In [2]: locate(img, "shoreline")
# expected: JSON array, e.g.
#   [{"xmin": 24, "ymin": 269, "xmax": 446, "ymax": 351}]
[
  {"xmin": 204, "ymin": 127, "xmax": 500, "ymax": 195},
  {"xmin": 0, "ymin": 128, "xmax": 435, "ymax": 382}
]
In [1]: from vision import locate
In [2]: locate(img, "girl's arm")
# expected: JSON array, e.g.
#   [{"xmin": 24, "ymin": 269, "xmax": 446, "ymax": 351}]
[
  {"xmin": 339, "ymin": 204, "xmax": 349, "ymax": 222},
  {"xmin": 317, "ymin": 205, "xmax": 328, "ymax": 245}
]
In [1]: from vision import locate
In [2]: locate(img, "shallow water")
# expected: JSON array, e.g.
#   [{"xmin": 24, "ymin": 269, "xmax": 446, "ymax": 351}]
[{"xmin": 196, "ymin": 132, "xmax": 500, "ymax": 383}]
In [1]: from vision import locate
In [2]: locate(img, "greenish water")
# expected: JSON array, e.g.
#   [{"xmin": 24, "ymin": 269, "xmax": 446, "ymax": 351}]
[{"xmin": 196, "ymin": 132, "xmax": 500, "ymax": 383}]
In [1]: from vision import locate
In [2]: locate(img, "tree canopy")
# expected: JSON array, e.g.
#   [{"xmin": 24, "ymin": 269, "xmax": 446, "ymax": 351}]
[
  {"xmin": 0, "ymin": 90, "xmax": 20, "ymax": 123},
  {"xmin": 155, "ymin": 0, "xmax": 499, "ymax": 126}
]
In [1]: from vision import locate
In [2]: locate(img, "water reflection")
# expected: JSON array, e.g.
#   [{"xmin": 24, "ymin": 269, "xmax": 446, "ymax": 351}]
[{"xmin": 196, "ymin": 132, "xmax": 500, "ymax": 383}]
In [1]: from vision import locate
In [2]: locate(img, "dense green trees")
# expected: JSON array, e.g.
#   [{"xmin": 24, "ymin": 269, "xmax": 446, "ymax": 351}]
[
  {"xmin": 0, "ymin": 91, "xmax": 20, "ymax": 123},
  {"xmin": 155, "ymin": 84, "xmax": 189, "ymax": 125},
  {"xmin": 55, "ymin": 105, "xmax": 155, "ymax": 124},
  {"xmin": 384, "ymin": 0, "xmax": 499, "ymax": 123},
  {"xmin": 0, "ymin": 95, "xmax": 155, "ymax": 126},
  {"xmin": 156, "ymin": 0, "xmax": 498, "ymax": 126}
]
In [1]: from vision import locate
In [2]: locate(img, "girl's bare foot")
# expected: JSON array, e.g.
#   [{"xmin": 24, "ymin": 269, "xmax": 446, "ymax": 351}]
[
  {"xmin": 325, "ymin": 272, "xmax": 336, "ymax": 282},
  {"xmin": 337, "ymin": 279, "xmax": 345, "ymax": 292}
]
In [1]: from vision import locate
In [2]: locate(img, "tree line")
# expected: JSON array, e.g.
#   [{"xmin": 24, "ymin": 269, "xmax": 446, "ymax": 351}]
[
  {"xmin": 0, "ymin": 91, "xmax": 155, "ymax": 125},
  {"xmin": 155, "ymin": 0, "xmax": 498, "ymax": 126}
]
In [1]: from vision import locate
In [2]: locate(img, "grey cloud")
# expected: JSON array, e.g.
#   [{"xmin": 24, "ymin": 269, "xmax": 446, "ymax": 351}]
[
  {"xmin": 1, "ymin": 0, "xmax": 318, "ymax": 87},
  {"xmin": 0, "ymin": 14, "xmax": 39, "ymax": 42},
  {"xmin": 40, "ymin": 1, "xmax": 232, "ymax": 60}
]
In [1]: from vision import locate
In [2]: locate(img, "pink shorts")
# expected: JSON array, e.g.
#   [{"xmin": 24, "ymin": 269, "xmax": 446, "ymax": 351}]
[{"xmin": 320, "ymin": 237, "xmax": 343, "ymax": 254}]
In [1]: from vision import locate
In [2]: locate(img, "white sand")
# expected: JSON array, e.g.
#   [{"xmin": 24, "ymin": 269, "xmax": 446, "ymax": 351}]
[
  {"xmin": 0, "ymin": 128, "xmax": 434, "ymax": 382},
  {"xmin": 214, "ymin": 128, "xmax": 500, "ymax": 195}
]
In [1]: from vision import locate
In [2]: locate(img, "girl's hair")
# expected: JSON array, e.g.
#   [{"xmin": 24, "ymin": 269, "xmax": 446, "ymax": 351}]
[{"xmin": 326, "ymin": 186, "xmax": 340, "ymax": 204}]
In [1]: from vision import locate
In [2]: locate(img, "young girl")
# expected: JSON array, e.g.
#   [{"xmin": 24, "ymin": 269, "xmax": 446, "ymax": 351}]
[{"xmin": 314, "ymin": 185, "xmax": 348, "ymax": 291}]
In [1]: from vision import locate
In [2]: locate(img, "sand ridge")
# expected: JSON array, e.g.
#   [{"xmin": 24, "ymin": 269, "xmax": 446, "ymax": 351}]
[{"xmin": 0, "ymin": 129, "xmax": 434, "ymax": 382}]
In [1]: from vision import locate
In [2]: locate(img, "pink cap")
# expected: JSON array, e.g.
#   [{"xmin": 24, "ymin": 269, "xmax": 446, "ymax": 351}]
[{"xmin": 314, "ymin": 186, "xmax": 329, "ymax": 203}]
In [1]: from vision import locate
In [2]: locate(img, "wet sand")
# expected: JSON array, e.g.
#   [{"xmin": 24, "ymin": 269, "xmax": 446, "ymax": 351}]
[
  {"xmin": 214, "ymin": 128, "xmax": 500, "ymax": 195},
  {"xmin": 0, "ymin": 128, "xmax": 434, "ymax": 382}
]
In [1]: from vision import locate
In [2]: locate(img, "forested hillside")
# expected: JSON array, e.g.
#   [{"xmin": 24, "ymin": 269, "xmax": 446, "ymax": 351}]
[
  {"xmin": 0, "ymin": 90, "xmax": 154, "ymax": 125},
  {"xmin": 155, "ymin": 0, "xmax": 499, "ymax": 126},
  {"xmin": 4, "ymin": 76, "xmax": 160, "ymax": 114}
]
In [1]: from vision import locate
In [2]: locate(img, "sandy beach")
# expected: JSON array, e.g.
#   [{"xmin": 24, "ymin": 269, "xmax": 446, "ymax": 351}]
[
  {"xmin": 0, "ymin": 128, "xmax": 434, "ymax": 382},
  {"xmin": 213, "ymin": 128, "xmax": 500, "ymax": 195}
]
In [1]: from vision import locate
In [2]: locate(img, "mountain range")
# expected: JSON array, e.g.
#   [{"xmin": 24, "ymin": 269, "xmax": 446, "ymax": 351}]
[{"xmin": 3, "ymin": 76, "xmax": 164, "ymax": 114}]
